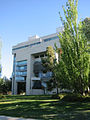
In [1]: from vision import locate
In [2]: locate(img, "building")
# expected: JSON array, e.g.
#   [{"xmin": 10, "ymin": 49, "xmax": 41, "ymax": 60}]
[{"xmin": 12, "ymin": 29, "xmax": 61, "ymax": 95}]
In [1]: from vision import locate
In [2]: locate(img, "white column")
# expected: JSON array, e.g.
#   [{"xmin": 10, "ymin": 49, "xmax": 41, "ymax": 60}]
[
  {"xmin": 12, "ymin": 54, "xmax": 17, "ymax": 95},
  {"xmin": 14, "ymin": 80, "xmax": 17, "ymax": 95},
  {"xmin": 12, "ymin": 77, "xmax": 14, "ymax": 95},
  {"xmin": 30, "ymin": 55, "xmax": 34, "ymax": 90},
  {"xmin": 26, "ymin": 55, "xmax": 31, "ymax": 95},
  {"xmin": 26, "ymin": 55, "xmax": 35, "ymax": 95}
]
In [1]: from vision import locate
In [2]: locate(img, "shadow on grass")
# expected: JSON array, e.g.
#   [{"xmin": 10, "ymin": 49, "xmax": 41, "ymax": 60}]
[
  {"xmin": 5, "ymin": 95, "xmax": 51, "ymax": 100},
  {"xmin": 0, "ymin": 96, "xmax": 90, "ymax": 120}
]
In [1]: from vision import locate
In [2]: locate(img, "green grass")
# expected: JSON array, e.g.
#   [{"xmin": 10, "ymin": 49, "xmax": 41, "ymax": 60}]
[{"xmin": 0, "ymin": 95, "xmax": 90, "ymax": 120}]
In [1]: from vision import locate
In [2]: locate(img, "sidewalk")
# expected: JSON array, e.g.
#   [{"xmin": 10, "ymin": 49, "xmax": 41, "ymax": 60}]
[{"xmin": 0, "ymin": 116, "xmax": 36, "ymax": 120}]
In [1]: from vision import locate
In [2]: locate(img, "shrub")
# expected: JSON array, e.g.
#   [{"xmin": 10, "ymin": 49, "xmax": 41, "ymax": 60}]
[
  {"xmin": 61, "ymin": 93, "xmax": 83, "ymax": 102},
  {"xmin": 51, "ymin": 93, "xmax": 66, "ymax": 99},
  {"xmin": 0, "ymin": 78, "xmax": 11, "ymax": 95},
  {"xmin": 82, "ymin": 96, "xmax": 90, "ymax": 102},
  {"xmin": 0, "ymin": 94, "xmax": 6, "ymax": 99},
  {"xmin": 51, "ymin": 93, "xmax": 90, "ymax": 102},
  {"xmin": 51, "ymin": 94, "xmax": 60, "ymax": 99}
]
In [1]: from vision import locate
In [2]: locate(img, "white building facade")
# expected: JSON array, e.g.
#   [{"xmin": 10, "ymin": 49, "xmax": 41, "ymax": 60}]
[{"xmin": 12, "ymin": 31, "xmax": 61, "ymax": 95}]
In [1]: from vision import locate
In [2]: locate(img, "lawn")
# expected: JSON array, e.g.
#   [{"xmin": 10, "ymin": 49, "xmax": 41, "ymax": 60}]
[{"xmin": 0, "ymin": 95, "xmax": 90, "ymax": 120}]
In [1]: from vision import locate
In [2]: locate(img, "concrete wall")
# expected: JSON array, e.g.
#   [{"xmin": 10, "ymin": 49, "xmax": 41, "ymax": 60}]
[{"xmin": 30, "ymin": 89, "xmax": 44, "ymax": 95}]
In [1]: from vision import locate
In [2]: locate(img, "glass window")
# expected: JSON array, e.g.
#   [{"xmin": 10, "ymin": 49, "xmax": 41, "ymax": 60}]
[
  {"xmin": 15, "ymin": 77, "xmax": 25, "ymax": 81},
  {"xmin": 30, "ymin": 42, "xmax": 41, "ymax": 47},
  {"xmin": 12, "ymin": 41, "xmax": 41, "ymax": 51},
  {"xmin": 15, "ymin": 60, "xmax": 27, "ymax": 81},
  {"xmin": 16, "ymin": 66, "xmax": 27, "ymax": 71},
  {"xmin": 16, "ymin": 72, "xmax": 27, "ymax": 76},
  {"xmin": 16, "ymin": 60, "xmax": 27, "ymax": 66},
  {"xmin": 39, "ymin": 72, "xmax": 52, "ymax": 78},
  {"xmin": 35, "ymin": 55, "xmax": 39, "ymax": 58},
  {"xmin": 12, "ymin": 45, "xmax": 29, "ymax": 51},
  {"xmin": 44, "ymin": 36, "xmax": 58, "ymax": 42},
  {"xmin": 40, "ymin": 54, "xmax": 44, "ymax": 58}
]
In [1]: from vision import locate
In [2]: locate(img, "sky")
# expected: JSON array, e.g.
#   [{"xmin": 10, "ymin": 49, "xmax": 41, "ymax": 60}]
[{"xmin": 0, "ymin": 0, "xmax": 90, "ymax": 78}]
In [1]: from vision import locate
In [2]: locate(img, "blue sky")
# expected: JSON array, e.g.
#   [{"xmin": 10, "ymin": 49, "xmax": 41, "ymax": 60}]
[{"xmin": 0, "ymin": 0, "xmax": 90, "ymax": 78}]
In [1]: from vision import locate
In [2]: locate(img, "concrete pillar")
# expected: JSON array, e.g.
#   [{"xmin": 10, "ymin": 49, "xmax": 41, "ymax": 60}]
[
  {"xmin": 12, "ymin": 77, "xmax": 17, "ymax": 95},
  {"xmin": 14, "ymin": 80, "xmax": 17, "ymax": 95},
  {"xmin": 30, "ymin": 55, "xmax": 34, "ymax": 89},
  {"xmin": 26, "ymin": 55, "xmax": 31, "ymax": 95},
  {"xmin": 12, "ymin": 77, "xmax": 14, "ymax": 95},
  {"xmin": 12, "ymin": 54, "xmax": 17, "ymax": 95},
  {"xmin": 26, "ymin": 55, "xmax": 35, "ymax": 95}
]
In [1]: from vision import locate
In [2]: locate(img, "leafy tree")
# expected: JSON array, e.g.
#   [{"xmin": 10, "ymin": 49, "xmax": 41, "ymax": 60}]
[
  {"xmin": 83, "ymin": 18, "xmax": 90, "ymax": 89},
  {"xmin": 0, "ymin": 78, "xmax": 6, "ymax": 94},
  {"xmin": 58, "ymin": 0, "xmax": 90, "ymax": 94},
  {"xmin": 42, "ymin": 46, "xmax": 55, "ymax": 72},
  {"xmin": 0, "ymin": 78, "xmax": 11, "ymax": 94},
  {"xmin": 83, "ymin": 18, "xmax": 90, "ymax": 42},
  {"xmin": 42, "ymin": 46, "xmax": 60, "ymax": 94}
]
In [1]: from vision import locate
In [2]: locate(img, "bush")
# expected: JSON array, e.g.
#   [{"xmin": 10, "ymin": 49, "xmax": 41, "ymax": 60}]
[
  {"xmin": 51, "ymin": 94, "xmax": 60, "ymax": 99},
  {"xmin": 82, "ymin": 96, "xmax": 90, "ymax": 102},
  {"xmin": 51, "ymin": 93, "xmax": 90, "ymax": 102},
  {"xmin": 51, "ymin": 93, "xmax": 66, "ymax": 99},
  {"xmin": 0, "ymin": 78, "xmax": 11, "ymax": 95},
  {"xmin": 0, "ymin": 94, "xmax": 6, "ymax": 99},
  {"xmin": 61, "ymin": 93, "xmax": 83, "ymax": 102}
]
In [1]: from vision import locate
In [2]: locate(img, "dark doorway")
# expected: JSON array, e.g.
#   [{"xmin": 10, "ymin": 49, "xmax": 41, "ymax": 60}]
[{"xmin": 17, "ymin": 82, "xmax": 26, "ymax": 94}]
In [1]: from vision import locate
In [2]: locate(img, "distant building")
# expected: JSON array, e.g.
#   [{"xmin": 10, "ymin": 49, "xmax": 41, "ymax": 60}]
[{"xmin": 12, "ymin": 28, "xmax": 62, "ymax": 95}]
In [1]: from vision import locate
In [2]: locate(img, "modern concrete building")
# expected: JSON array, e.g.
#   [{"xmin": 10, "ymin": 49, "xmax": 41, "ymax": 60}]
[{"xmin": 12, "ymin": 29, "xmax": 61, "ymax": 95}]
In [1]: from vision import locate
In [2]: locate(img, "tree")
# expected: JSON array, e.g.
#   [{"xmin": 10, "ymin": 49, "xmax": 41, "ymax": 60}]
[
  {"xmin": 0, "ymin": 77, "xmax": 12, "ymax": 94},
  {"xmin": 42, "ymin": 46, "xmax": 55, "ymax": 72},
  {"xmin": 42, "ymin": 46, "xmax": 60, "ymax": 94},
  {"xmin": 83, "ymin": 18, "xmax": 90, "ymax": 42},
  {"xmin": 0, "ymin": 78, "xmax": 7, "ymax": 94},
  {"xmin": 58, "ymin": 0, "xmax": 90, "ymax": 94},
  {"xmin": 83, "ymin": 18, "xmax": 90, "ymax": 89}
]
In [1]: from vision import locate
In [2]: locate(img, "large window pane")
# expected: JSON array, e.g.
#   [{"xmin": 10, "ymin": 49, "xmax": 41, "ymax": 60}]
[{"xmin": 16, "ymin": 60, "xmax": 27, "ymax": 66}]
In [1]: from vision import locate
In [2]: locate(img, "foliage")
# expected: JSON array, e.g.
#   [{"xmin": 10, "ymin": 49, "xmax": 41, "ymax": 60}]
[
  {"xmin": 0, "ymin": 94, "xmax": 6, "ymax": 99},
  {"xmin": 42, "ymin": 46, "xmax": 55, "ymax": 72},
  {"xmin": 51, "ymin": 93, "xmax": 90, "ymax": 102},
  {"xmin": 83, "ymin": 18, "xmax": 90, "ymax": 86},
  {"xmin": 51, "ymin": 93, "xmax": 61, "ymax": 99},
  {"xmin": 42, "ymin": 46, "xmax": 60, "ymax": 93},
  {"xmin": 83, "ymin": 18, "xmax": 90, "ymax": 42},
  {"xmin": 0, "ymin": 78, "xmax": 11, "ymax": 94},
  {"xmin": 58, "ymin": 0, "xmax": 90, "ymax": 94},
  {"xmin": 61, "ymin": 93, "xmax": 83, "ymax": 102}
]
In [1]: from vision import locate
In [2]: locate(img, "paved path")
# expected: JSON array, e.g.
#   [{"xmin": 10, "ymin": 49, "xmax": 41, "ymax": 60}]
[{"xmin": 0, "ymin": 116, "xmax": 36, "ymax": 120}]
